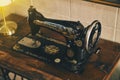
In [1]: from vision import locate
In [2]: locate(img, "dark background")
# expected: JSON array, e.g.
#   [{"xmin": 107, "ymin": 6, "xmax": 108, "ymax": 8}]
[{"xmin": 105, "ymin": 0, "xmax": 120, "ymax": 4}]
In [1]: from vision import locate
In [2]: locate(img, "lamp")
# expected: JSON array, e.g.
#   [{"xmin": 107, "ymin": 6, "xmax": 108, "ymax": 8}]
[{"xmin": 0, "ymin": 0, "xmax": 17, "ymax": 35}]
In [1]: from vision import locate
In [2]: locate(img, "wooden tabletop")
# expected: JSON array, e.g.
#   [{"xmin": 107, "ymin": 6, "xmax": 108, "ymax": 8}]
[{"xmin": 0, "ymin": 14, "xmax": 120, "ymax": 80}]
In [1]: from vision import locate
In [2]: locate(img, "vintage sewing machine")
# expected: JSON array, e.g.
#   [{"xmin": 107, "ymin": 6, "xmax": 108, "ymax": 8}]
[{"xmin": 13, "ymin": 6, "xmax": 101, "ymax": 73}]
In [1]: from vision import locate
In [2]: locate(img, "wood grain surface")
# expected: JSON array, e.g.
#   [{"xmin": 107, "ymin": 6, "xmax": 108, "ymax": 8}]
[{"xmin": 0, "ymin": 14, "xmax": 120, "ymax": 80}]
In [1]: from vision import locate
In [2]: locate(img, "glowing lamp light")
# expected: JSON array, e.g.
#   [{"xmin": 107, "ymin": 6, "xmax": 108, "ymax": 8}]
[
  {"xmin": 0, "ymin": 0, "xmax": 17, "ymax": 35},
  {"xmin": 0, "ymin": 0, "xmax": 12, "ymax": 7}
]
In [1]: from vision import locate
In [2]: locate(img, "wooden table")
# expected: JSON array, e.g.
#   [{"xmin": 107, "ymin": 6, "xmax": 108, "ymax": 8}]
[{"xmin": 0, "ymin": 14, "xmax": 120, "ymax": 80}]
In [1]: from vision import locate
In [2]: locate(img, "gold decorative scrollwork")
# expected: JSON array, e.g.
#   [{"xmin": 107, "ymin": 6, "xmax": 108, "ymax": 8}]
[{"xmin": 44, "ymin": 45, "xmax": 59, "ymax": 54}]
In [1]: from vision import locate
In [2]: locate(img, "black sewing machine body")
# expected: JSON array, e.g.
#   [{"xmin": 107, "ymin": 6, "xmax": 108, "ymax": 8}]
[{"xmin": 13, "ymin": 6, "xmax": 101, "ymax": 73}]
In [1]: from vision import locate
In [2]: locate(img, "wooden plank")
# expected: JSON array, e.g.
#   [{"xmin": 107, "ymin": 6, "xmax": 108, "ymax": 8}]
[
  {"xmin": 85, "ymin": 0, "xmax": 120, "ymax": 8},
  {"xmin": 0, "ymin": 14, "xmax": 120, "ymax": 80}
]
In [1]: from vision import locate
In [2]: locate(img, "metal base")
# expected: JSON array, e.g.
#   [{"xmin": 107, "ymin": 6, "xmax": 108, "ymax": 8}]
[{"xmin": 0, "ymin": 21, "xmax": 17, "ymax": 35}]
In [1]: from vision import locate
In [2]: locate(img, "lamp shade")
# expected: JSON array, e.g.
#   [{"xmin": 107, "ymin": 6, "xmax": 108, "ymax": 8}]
[{"xmin": 0, "ymin": 0, "xmax": 12, "ymax": 7}]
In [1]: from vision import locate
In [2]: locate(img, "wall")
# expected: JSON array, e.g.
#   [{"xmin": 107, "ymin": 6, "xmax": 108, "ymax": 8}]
[{"xmin": 10, "ymin": 0, "xmax": 120, "ymax": 43}]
